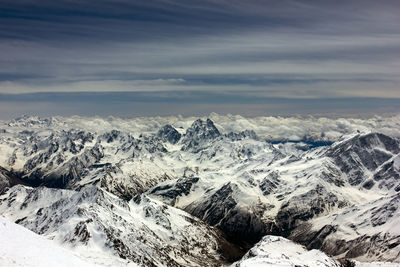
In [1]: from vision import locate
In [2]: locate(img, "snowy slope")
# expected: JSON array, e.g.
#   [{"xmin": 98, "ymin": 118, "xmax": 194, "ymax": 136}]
[
  {"xmin": 0, "ymin": 215, "xmax": 105, "ymax": 267},
  {"xmin": 233, "ymin": 235, "xmax": 340, "ymax": 267},
  {"xmin": 0, "ymin": 185, "xmax": 234, "ymax": 266},
  {"xmin": 290, "ymin": 193, "xmax": 400, "ymax": 262},
  {"xmin": 233, "ymin": 235, "xmax": 400, "ymax": 267}
]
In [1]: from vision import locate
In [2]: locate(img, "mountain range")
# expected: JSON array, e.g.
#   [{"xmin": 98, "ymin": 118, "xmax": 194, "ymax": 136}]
[{"xmin": 0, "ymin": 115, "xmax": 399, "ymax": 266}]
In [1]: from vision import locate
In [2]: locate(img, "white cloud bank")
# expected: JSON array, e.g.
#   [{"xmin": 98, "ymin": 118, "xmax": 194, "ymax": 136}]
[{"xmin": 3, "ymin": 113, "xmax": 400, "ymax": 142}]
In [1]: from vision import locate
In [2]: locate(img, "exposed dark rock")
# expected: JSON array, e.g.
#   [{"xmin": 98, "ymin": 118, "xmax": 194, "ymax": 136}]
[
  {"xmin": 138, "ymin": 136, "xmax": 168, "ymax": 154},
  {"xmin": 16, "ymin": 143, "xmax": 104, "ymax": 190},
  {"xmin": 276, "ymin": 185, "xmax": 340, "ymax": 235},
  {"xmin": 326, "ymin": 133, "xmax": 400, "ymax": 186},
  {"xmin": 395, "ymin": 184, "xmax": 400, "ymax": 192},
  {"xmin": 181, "ymin": 119, "xmax": 221, "ymax": 150},
  {"xmin": 149, "ymin": 177, "xmax": 199, "ymax": 205},
  {"xmin": 102, "ymin": 130, "xmax": 122, "ymax": 143},
  {"xmin": 14, "ymin": 216, "xmax": 27, "ymax": 224},
  {"xmin": 186, "ymin": 183, "xmax": 235, "ymax": 222},
  {"xmin": 292, "ymin": 225, "xmax": 398, "ymax": 261},
  {"xmin": 157, "ymin": 124, "xmax": 181, "ymax": 144},
  {"xmin": 0, "ymin": 167, "xmax": 32, "ymax": 193},
  {"xmin": 373, "ymin": 158, "xmax": 400, "ymax": 191},
  {"xmin": 289, "ymin": 194, "xmax": 400, "ymax": 262},
  {"xmin": 218, "ymin": 207, "xmax": 267, "ymax": 244},
  {"xmin": 307, "ymin": 225, "xmax": 337, "ymax": 250},
  {"xmin": 0, "ymin": 167, "xmax": 11, "ymax": 193},
  {"xmin": 259, "ymin": 171, "xmax": 280, "ymax": 196},
  {"xmin": 362, "ymin": 179, "xmax": 375, "ymax": 189},
  {"xmin": 73, "ymin": 221, "xmax": 92, "ymax": 244},
  {"xmin": 226, "ymin": 130, "xmax": 258, "ymax": 141},
  {"xmin": 185, "ymin": 183, "xmax": 267, "ymax": 244},
  {"xmin": 371, "ymin": 193, "xmax": 399, "ymax": 227},
  {"xmin": 337, "ymin": 258, "xmax": 356, "ymax": 267},
  {"xmin": 319, "ymin": 163, "xmax": 345, "ymax": 187}
]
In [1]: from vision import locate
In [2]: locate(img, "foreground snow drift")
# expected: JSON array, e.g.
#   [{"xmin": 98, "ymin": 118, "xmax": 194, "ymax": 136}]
[{"xmin": 0, "ymin": 215, "xmax": 104, "ymax": 267}]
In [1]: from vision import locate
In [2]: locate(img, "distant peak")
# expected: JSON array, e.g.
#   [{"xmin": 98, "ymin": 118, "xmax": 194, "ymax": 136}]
[
  {"xmin": 186, "ymin": 118, "xmax": 220, "ymax": 137},
  {"xmin": 157, "ymin": 124, "xmax": 181, "ymax": 144},
  {"xmin": 332, "ymin": 132, "xmax": 399, "ymax": 153},
  {"xmin": 181, "ymin": 118, "xmax": 221, "ymax": 150},
  {"xmin": 206, "ymin": 118, "xmax": 214, "ymax": 125}
]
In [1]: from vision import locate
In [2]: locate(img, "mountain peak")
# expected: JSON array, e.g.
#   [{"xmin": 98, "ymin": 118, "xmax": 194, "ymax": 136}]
[
  {"xmin": 156, "ymin": 124, "xmax": 181, "ymax": 144},
  {"xmin": 181, "ymin": 118, "xmax": 221, "ymax": 150},
  {"xmin": 332, "ymin": 133, "xmax": 399, "ymax": 152},
  {"xmin": 326, "ymin": 132, "xmax": 400, "ymax": 187},
  {"xmin": 186, "ymin": 118, "xmax": 220, "ymax": 138}
]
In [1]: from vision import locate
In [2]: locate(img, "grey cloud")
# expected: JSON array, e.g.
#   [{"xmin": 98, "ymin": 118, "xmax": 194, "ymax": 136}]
[
  {"xmin": 0, "ymin": 0, "xmax": 400, "ymax": 117},
  {"xmin": 0, "ymin": 91, "xmax": 399, "ymax": 118}
]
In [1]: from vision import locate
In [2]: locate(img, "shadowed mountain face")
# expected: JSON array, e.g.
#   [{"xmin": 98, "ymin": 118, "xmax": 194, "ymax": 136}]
[
  {"xmin": 0, "ymin": 116, "xmax": 399, "ymax": 265},
  {"xmin": 181, "ymin": 118, "xmax": 221, "ymax": 151},
  {"xmin": 326, "ymin": 133, "xmax": 400, "ymax": 187},
  {"xmin": 0, "ymin": 167, "xmax": 11, "ymax": 194},
  {"xmin": 157, "ymin": 124, "xmax": 182, "ymax": 144}
]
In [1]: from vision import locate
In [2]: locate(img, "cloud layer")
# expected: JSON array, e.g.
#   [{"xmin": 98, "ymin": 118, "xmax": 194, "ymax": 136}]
[
  {"xmin": 0, "ymin": 1, "xmax": 399, "ymax": 117},
  {"xmin": 3, "ymin": 113, "xmax": 400, "ymax": 142},
  {"xmin": 0, "ymin": 91, "xmax": 399, "ymax": 119}
]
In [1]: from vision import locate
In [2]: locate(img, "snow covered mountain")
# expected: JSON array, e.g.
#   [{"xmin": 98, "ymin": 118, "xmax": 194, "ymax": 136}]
[
  {"xmin": 0, "ymin": 185, "xmax": 235, "ymax": 266},
  {"xmin": 233, "ymin": 235, "xmax": 341, "ymax": 267},
  {"xmin": 290, "ymin": 192, "xmax": 400, "ymax": 262},
  {"xmin": 0, "ymin": 115, "xmax": 399, "ymax": 266},
  {"xmin": 232, "ymin": 235, "xmax": 399, "ymax": 267}
]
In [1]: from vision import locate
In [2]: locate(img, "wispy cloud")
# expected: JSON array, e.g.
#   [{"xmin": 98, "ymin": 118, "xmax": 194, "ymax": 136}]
[
  {"xmin": 0, "ymin": 91, "xmax": 399, "ymax": 119},
  {"xmin": 0, "ymin": 1, "xmax": 399, "ymax": 117}
]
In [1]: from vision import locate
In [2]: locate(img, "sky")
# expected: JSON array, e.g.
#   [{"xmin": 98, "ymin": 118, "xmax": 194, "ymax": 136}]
[{"xmin": 0, "ymin": 0, "xmax": 399, "ymax": 118}]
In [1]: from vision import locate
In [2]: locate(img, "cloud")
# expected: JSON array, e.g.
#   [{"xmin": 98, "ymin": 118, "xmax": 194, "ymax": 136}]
[
  {"xmin": 208, "ymin": 113, "xmax": 400, "ymax": 141},
  {"xmin": 0, "ymin": 91, "xmax": 399, "ymax": 120},
  {"xmin": 0, "ymin": 0, "xmax": 400, "ymax": 115},
  {"xmin": 3, "ymin": 112, "xmax": 400, "ymax": 143}
]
